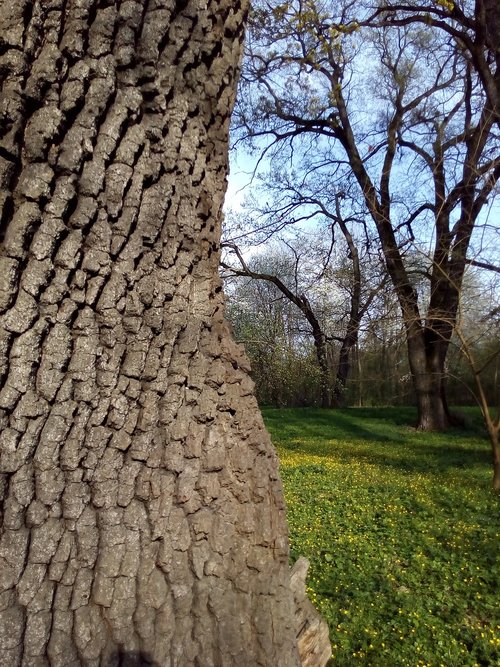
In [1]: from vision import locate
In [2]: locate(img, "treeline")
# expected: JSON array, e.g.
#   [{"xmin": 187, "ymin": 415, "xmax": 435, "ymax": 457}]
[{"xmin": 223, "ymin": 245, "xmax": 498, "ymax": 410}]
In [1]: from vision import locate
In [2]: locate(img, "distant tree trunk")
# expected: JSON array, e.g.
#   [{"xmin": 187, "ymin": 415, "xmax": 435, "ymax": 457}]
[
  {"xmin": 0, "ymin": 2, "xmax": 301, "ymax": 665},
  {"xmin": 402, "ymin": 250, "xmax": 465, "ymax": 430},
  {"xmin": 355, "ymin": 344, "xmax": 363, "ymax": 407},
  {"xmin": 407, "ymin": 335, "xmax": 450, "ymax": 430},
  {"xmin": 332, "ymin": 319, "xmax": 357, "ymax": 408},
  {"xmin": 332, "ymin": 210, "xmax": 362, "ymax": 408},
  {"xmin": 492, "ymin": 438, "xmax": 500, "ymax": 491},
  {"xmin": 311, "ymin": 326, "xmax": 332, "ymax": 408}
]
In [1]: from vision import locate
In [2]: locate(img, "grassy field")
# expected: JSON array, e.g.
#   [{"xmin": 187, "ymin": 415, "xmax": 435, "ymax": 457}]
[{"xmin": 262, "ymin": 407, "xmax": 499, "ymax": 667}]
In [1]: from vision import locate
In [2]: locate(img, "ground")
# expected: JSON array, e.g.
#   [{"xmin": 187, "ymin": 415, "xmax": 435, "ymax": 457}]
[{"xmin": 263, "ymin": 407, "xmax": 499, "ymax": 667}]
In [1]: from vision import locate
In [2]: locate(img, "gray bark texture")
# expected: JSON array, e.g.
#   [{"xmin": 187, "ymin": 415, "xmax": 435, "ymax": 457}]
[
  {"xmin": 0, "ymin": 1, "xmax": 303, "ymax": 665},
  {"xmin": 290, "ymin": 559, "xmax": 331, "ymax": 667}
]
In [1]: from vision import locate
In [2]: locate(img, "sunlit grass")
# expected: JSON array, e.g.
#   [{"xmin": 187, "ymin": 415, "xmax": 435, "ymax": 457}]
[{"xmin": 263, "ymin": 407, "xmax": 499, "ymax": 667}]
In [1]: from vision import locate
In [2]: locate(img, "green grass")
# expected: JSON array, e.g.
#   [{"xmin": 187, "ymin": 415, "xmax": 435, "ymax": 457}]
[{"xmin": 262, "ymin": 407, "xmax": 499, "ymax": 667}]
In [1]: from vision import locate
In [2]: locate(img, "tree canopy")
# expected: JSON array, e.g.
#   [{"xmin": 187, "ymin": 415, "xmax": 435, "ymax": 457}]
[{"xmin": 228, "ymin": 0, "xmax": 499, "ymax": 431}]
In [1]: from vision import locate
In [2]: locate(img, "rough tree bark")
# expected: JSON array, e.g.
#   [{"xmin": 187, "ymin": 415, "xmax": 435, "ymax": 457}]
[{"xmin": 0, "ymin": 1, "xmax": 305, "ymax": 665}]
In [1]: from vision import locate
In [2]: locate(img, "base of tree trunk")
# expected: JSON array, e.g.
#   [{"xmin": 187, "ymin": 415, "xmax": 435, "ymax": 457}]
[
  {"xmin": 291, "ymin": 558, "xmax": 332, "ymax": 667},
  {"xmin": 416, "ymin": 416, "xmax": 449, "ymax": 431},
  {"xmin": 416, "ymin": 393, "xmax": 451, "ymax": 431},
  {"xmin": 416, "ymin": 409, "xmax": 466, "ymax": 431},
  {"xmin": 415, "ymin": 417, "xmax": 458, "ymax": 431}
]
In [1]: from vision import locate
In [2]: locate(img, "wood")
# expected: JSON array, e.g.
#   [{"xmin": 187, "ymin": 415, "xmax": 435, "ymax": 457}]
[
  {"xmin": 291, "ymin": 558, "xmax": 332, "ymax": 667},
  {"xmin": 0, "ymin": 1, "xmax": 303, "ymax": 664}
]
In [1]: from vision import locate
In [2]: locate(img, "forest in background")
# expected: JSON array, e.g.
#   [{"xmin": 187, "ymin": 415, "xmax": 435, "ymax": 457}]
[
  {"xmin": 222, "ymin": 241, "xmax": 498, "ymax": 410},
  {"xmin": 221, "ymin": 0, "xmax": 500, "ymax": 421}
]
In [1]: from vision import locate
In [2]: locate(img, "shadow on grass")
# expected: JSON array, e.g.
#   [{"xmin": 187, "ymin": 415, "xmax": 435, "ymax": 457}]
[
  {"xmin": 264, "ymin": 406, "xmax": 415, "ymax": 440},
  {"xmin": 263, "ymin": 407, "xmax": 491, "ymax": 476}
]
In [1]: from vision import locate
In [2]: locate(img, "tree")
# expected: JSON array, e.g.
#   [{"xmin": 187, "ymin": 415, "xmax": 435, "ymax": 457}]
[
  {"xmin": 224, "ymin": 242, "xmax": 334, "ymax": 406},
  {"xmin": 222, "ymin": 202, "xmax": 384, "ymax": 408},
  {"xmin": 223, "ymin": 247, "xmax": 325, "ymax": 407},
  {"xmin": 233, "ymin": 0, "xmax": 500, "ymax": 430},
  {"xmin": 354, "ymin": 288, "xmax": 411, "ymax": 407},
  {"xmin": 0, "ymin": 2, "xmax": 309, "ymax": 664}
]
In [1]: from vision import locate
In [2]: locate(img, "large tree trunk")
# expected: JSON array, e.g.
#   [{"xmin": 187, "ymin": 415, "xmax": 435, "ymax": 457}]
[
  {"xmin": 0, "ymin": 1, "xmax": 302, "ymax": 665},
  {"xmin": 332, "ymin": 328, "xmax": 355, "ymax": 408},
  {"xmin": 406, "ymin": 324, "xmax": 452, "ymax": 431},
  {"xmin": 331, "ymin": 198, "xmax": 362, "ymax": 408},
  {"xmin": 312, "ymin": 328, "xmax": 332, "ymax": 409}
]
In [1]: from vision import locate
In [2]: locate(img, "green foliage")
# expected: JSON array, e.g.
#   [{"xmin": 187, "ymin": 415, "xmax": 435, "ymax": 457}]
[
  {"xmin": 248, "ymin": 340, "xmax": 323, "ymax": 407},
  {"xmin": 263, "ymin": 407, "xmax": 499, "ymax": 666}
]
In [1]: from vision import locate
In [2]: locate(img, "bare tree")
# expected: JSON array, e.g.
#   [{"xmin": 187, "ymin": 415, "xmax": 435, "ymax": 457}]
[
  {"xmin": 233, "ymin": 0, "xmax": 500, "ymax": 429},
  {"xmin": 0, "ymin": 1, "xmax": 322, "ymax": 664},
  {"xmin": 224, "ymin": 256, "xmax": 325, "ymax": 407},
  {"xmin": 222, "ymin": 201, "xmax": 384, "ymax": 407},
  {"xmin": 366, "ymin": 0, "xmax": 499, "ymax": 126},
  {"xmin": 223, "ymin": 242, "xmax": 334, "ymax": 405}
]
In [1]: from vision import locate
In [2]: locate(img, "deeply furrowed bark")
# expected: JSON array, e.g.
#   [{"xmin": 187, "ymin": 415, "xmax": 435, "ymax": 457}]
[{"xmin": 0, "ymin": 1, "xmax": 302, "ymax": 665}]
